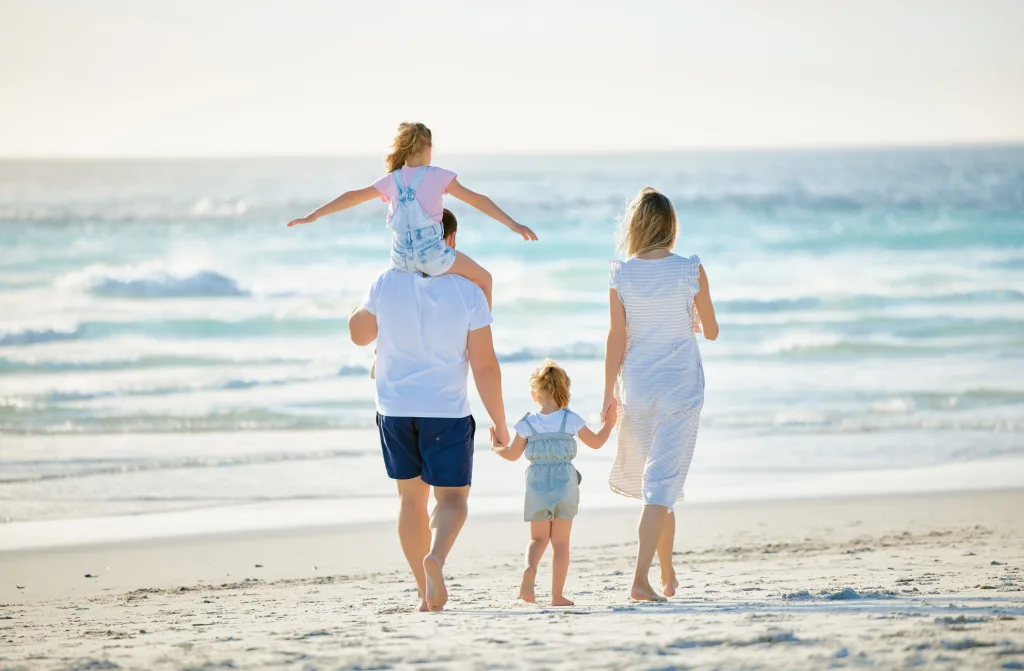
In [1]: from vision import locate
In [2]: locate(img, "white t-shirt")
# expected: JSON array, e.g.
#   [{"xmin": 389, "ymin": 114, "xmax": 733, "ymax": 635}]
[
  {"xmin": 514, "ymin": 409, "xmax": 587, "ymax": 438},
  {"xmin": 363, "ymin": 269, "xmax": 492, "ymax": 418}
]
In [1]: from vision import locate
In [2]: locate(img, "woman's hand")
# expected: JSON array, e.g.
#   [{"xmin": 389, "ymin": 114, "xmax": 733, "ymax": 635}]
[
  {"xmin": 287, "ymin": 214, "xmax": 317, "ymax": 227},
  {"xmin": 601, "ymin": 392, "xmax": 617, "ymax": 424},
  {"xmin": 509, "ymin": 223, "xmax": 538, "ymax": 241}
]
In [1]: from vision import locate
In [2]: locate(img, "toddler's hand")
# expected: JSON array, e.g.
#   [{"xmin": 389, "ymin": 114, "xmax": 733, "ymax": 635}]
[
  {"xmin": 692, "ymin": 310, "xmax": 703, "ymax": 333},
  {"xmin": 287, "ymin": 215, "xmax": 317, "ymax": 227},
  {"xmin": 510, "ymin": 223, "xmax": 538, "ymax": 241}
]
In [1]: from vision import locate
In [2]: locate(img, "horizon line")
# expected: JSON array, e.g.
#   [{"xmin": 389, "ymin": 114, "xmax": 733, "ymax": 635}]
[{"xmin": 2, "ymin": 139, "xmax": 1023, "ymax": 162}]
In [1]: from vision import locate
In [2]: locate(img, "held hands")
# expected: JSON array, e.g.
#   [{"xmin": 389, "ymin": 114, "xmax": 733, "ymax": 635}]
[
  {"xmin": 510, "ymin": 223, "xmax": 538, "ymax": 241},
  {"xmin": 601, "ymin": 393, "xmax": 617, "ymax": 425},
  {"xmin": 693, "ymin": 310, "xmax": 703, "ymax": 334},
  {"xmin": 489, "ymin": 425, "xmax": 510, "ymax": 453},
  {"xmin": 286, "ymin": 214, "xmax": 318, "ymax": 227}
]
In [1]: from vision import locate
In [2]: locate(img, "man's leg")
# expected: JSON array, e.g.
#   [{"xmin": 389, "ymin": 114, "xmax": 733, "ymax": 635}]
[
  {"xmin": 423, "ymin": 485, "xmax": 470, "ymax": 611},
  {"xmin": 396, "ymin": 477, "xmax": 431, "ymax": 612}
]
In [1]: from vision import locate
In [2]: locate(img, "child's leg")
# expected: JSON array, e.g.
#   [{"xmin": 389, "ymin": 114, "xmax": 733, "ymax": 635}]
[
  {"xmin": 520, "ymin": 521, "xmax": 550, "ymax": 603},
  {"xmin": 550, "ymin": 518, "xmax": 573, "ymax": 606},
  {"xmin": 445, "ymin": 251, "xmax": 493, "ymax": 309}
]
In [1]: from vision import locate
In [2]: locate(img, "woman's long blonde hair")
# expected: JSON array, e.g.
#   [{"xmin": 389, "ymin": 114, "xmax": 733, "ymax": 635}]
[
  {"xmin": 385, "ymin": 122, "xmax": 432, "ymax": 173},
  {"xmin": 530, "ymin": 359, "xmax": 571, "ymax": 409},
  {"xmin": 616, "ymin": 187, "xmax": 678, "ymax": 257}
]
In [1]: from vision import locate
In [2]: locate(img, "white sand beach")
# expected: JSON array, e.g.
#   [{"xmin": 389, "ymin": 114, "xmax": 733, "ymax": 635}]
[{"xmin": 3, "ymin": 489, "xmax": 1022, "ymax": 670}]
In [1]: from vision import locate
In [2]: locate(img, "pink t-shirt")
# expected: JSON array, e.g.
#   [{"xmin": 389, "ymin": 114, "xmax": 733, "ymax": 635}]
[{"xmin": 373, "ymin": 166, "xmax": 457, "ymax": 223}]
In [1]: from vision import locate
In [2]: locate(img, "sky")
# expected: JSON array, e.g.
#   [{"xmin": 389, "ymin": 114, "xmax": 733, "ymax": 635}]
[{"xmin": 1, "ymin": 0, "xmax": 1023, "ymax": 157}]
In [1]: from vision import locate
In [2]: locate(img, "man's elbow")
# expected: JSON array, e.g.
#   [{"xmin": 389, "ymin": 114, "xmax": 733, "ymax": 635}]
[{"xmin": 350, "ymin": 331, "xmax": 374, "ymax": 347}]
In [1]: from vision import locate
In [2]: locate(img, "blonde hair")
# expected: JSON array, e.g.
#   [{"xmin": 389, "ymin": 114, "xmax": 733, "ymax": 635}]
[
  {"xmin": 529, "ymin": 359, "xmax": 571, "ymax": 409},
  {"xmin": 616, "ymin": 187, "xmax": 678, "ymax": 257},
  {"xmin": 385, "ymin": 122, "xmax": 432, "ymax": 173}
]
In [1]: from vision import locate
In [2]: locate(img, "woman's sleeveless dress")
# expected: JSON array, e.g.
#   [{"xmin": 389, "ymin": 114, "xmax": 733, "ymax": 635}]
[
  {"xmin": 521, "ymin": 409, "xmax": 580, "ymax": 522},
  {"xmin": 608, "ymin": 254, "xmax": 705, "ymax": 507}
]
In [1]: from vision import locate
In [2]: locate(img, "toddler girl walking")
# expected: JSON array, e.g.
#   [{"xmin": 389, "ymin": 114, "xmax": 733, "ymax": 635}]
[{"xmin": 492, "ymin": 360, "xmax": 616, "ymax": 606}]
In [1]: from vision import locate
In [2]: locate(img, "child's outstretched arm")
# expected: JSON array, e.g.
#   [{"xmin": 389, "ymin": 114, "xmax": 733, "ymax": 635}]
[
  {"xmin": 491, "ymin": 429, "xmax": 527, "ymax": 461},
  {"xmin": 577, "ymin": 406, "xmax": 616, "ymax": 449},
  {"xmin": 446, "ymin": 179, "xmax": 538, "ymax": 241},
  {"xmin": 287, "ymin": 186, "xmax": 379, "ymax": 227}
]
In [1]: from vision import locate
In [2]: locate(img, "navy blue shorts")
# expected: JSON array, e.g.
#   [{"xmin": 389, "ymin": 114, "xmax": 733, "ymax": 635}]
[{"xmin": 376, "ymin": 414, "xmax": 476, "ymax": 487}]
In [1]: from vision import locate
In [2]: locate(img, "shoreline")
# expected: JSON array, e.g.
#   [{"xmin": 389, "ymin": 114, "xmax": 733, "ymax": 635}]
[
  {"xmin": 3, "ymin": 488, "xmax": 1021, "ymax": 605},
  {"xmin": 3, "ymin": 488, "xmax": 1022, "ymax": 669}
]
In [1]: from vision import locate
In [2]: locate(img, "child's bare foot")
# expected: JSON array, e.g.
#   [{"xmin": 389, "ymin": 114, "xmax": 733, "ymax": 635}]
[
  {"xmin": 423, "ymin": 554, "xmax": 447, "ymax": 611},
  {"xmin": 631, "ymin": 580, "xmax": 668, "ymax": 602},
  {"xmin": 661, "ymin": 571, "xmax": 679, "ymax": 597},
  {"xmin": 551, "ymin": 595, "xmax": 574, "ymax": 607},
  {"xmin": 519, "ymin": 567, "xmax": 537, "ymax": 603}
]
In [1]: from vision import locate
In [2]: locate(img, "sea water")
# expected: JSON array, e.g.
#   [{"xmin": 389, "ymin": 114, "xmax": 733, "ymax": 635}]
[{"xmin": 1, "ymin": 147, "xmax": 1022, "ymax": 548}]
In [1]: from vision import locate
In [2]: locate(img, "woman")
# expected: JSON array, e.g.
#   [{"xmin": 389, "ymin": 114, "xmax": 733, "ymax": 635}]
[{"xmin": 602, "ymin": 187, "xmax": 719, "ymax": 602}]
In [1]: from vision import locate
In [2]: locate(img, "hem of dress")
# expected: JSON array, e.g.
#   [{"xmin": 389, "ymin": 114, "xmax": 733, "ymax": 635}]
[{"xmin": 608, "ymin": 482, "xmax": 685, "ymax": 506}]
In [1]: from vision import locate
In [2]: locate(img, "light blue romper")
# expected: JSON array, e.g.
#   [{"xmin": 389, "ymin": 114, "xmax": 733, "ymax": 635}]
[
  {"xmin": 387, "ymin": 167, "xmax": 457, "ymax": 277},
  {"xmin": 520, "ymin": 409, "xmax": 581, "ymax": 522}
]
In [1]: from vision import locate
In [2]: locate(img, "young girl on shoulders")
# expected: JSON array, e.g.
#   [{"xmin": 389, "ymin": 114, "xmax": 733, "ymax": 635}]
[{"xmin": 287, "ymin": 122, "xmax": 536, "ymax": 307}]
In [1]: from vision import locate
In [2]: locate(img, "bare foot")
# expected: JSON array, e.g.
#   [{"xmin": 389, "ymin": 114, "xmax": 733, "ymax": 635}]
[
  {"xmin": 423, "ymin": 554, "xmax": 447, "ymax": 612},
  {"xmin": 519, "ymin": 567, "xmax": 537, "ymax": 603},
  {"xmin": 631, "ymin": 581, "xmax": 668, "ymax": 602},
  {"xmin": 551, "ymin": 595, "xmax": 574, "ymax": 607},
  {"xmin": 418, "ymin": 599, "xmax": 429, "ymax": 612},
  {"xmin": 662, "ymin": 572, "xmax": 679, "ymax": 597}
]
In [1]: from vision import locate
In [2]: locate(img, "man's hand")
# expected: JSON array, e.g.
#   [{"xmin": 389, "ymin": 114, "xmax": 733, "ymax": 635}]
[{"xmin": 490, "ymin": 424, "xmax": 510, "ymax": 451}]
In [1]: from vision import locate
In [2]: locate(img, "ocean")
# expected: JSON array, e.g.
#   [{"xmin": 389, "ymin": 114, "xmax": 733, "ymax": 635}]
[{"xmin": 1, "ymin": 147, "xmax": 1022, "ymax": 549}]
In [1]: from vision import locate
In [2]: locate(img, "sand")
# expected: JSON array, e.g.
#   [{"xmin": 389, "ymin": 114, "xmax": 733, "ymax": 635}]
[{"xmin": 2, "ymin": 490, "xmax": 1023, "ymax": 670}]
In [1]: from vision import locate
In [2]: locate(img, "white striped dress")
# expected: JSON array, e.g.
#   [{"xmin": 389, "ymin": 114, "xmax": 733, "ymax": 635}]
[{"xmin": 608, "ymin": 253, "xmax": 705, "ymax": 507}]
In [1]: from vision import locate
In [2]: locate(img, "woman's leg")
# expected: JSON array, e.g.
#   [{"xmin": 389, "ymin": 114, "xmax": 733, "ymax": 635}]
[
  {"xmin": 632, "ymin": 504, "xmax": 669, "ymax": 602},
  {"xmin": 520, "ymin": 521, "xmax": 550, "ymax": 603},
  {"xmin": 550, "ymin": 518, "xmax": 574, "ymax": 606},
  {"xmin": 445, "ymin": 251, "xmax": 493, "ymax": 309},
  {"xmin": 657, "ymin": 510, "xmax": 678, "ymax": 597}
]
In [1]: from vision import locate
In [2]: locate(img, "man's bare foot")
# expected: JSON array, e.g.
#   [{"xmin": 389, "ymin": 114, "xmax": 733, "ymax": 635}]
[
  {"xmin": 423, "ymin": 554, "xmax": 447, "ymax": 611},
  {"xmin": 631, "ymin": 581, "xmax": 668, "ymax": 602},
  {"xmin": 519, "ymin": 567, "xmax": 537, "ymax": 603},
  {"xmin": 662, "ymin": 572, "xmax": 679, "ymax": 597},
  {"xmin": 551, "ymin": 595, "xmax": 574, "ymax": 607}
]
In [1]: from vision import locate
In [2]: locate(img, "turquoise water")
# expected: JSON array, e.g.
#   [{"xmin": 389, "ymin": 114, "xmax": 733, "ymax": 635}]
[{"xmin": 1, "ymin": 147, "xmax": 1022, "ymax": 540}]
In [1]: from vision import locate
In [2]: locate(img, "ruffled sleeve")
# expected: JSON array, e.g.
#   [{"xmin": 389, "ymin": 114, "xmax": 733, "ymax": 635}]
[{"xmin": 609, "ymin": 260, "xmax": 623, "ymax": 291}]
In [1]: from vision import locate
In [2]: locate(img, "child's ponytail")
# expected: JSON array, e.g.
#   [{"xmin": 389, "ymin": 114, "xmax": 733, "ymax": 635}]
[
  {"xmin": 385, "ymin": 122, "xmax": 432, "ymax": 173},
  {"xmin": 530, "ymin": 359, "xmax": 571, "ymax": 409}
]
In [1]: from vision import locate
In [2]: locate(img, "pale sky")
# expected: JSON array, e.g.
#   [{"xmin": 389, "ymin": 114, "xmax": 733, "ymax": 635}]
[{"xmin": 1, "ymin": 0, "xmax": 1022, "ymax": 157}]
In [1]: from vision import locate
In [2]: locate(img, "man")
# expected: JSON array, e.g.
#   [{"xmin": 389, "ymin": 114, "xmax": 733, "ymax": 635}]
[{"xmin": 348, "ymin": 209, "xmax": 509, "ymax": 612}]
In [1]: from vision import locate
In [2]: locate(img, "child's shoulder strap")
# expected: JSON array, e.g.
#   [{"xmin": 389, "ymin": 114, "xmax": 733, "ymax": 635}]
[
  {"xmin": 407, "ymin": 165, "xmax": 432, "ymax": 192},
  {"xmin": 558, "ymin": 408, "xmax": 570, "ymax": 433},
  {"xmin": 519, "ymin": 412, "xmax": 537, "ymax": 436}
]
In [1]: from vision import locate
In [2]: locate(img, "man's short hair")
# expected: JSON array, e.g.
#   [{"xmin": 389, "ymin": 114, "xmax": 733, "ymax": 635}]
[{"xmin": 442, "ymin": 208, "xmax": 457, "ymax": 238}]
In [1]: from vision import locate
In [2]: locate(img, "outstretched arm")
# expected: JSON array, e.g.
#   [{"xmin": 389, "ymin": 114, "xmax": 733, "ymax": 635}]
[
  {"xmin": 287, "ymin": 185, "xmax": 379, "ymax": 226},
  {"xmin": 602, "ymin": 289, "xmax": 627, "ymax": 422},
  {"xmin": 492, "ymin": 432, "xmax": 526, "ymax": 461},
  {"xmin": 446, "ymin": 179, "xmax": 537, "ymax": 241},
  {"xmin": 694, "ymin": 264, "xmax": 719, "ymax": 341},
  {"xmin": 578, "ymin": 406, "xmax": 616, "ymax": 449}
]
